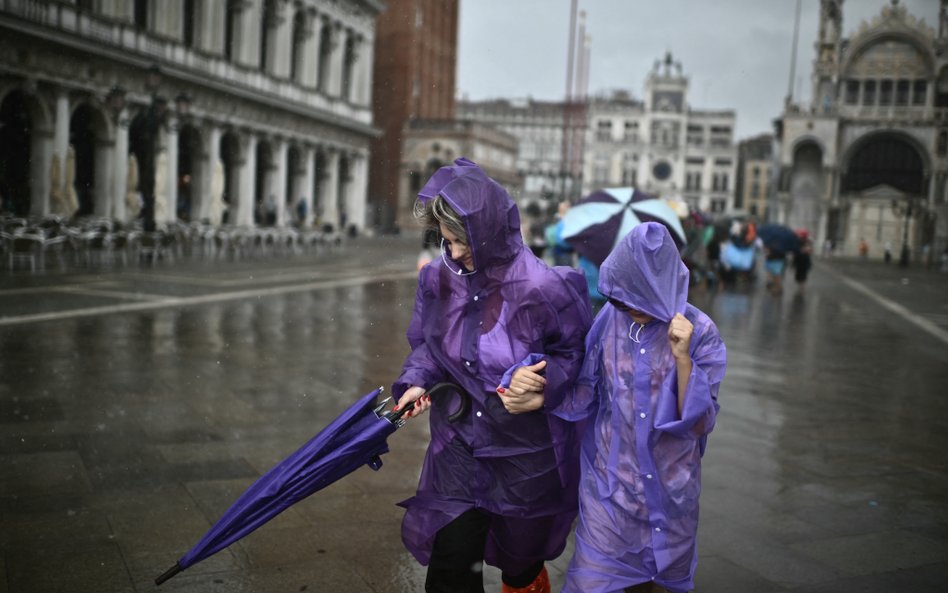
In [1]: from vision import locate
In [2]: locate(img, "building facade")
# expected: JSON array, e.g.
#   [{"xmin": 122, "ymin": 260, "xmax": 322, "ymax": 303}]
[
  {"xmin": 369, "ymin": 0, "xmax": 458, "ymax": 232},
  {"xmin": 0, "ymin": 0, "xmax": 381, "ymax": 233},
  {"xmin": 735, "ymin": 133, "xmax": 774, "ymax": 219},
  {"xmin": 460, "ymin": 53, "xmax": 738, "ymax": 216},
  {"xmin": 456, "ymin": 98, "xmax": 585, "ymax": 207},
  {"xmin": 584, "ymin": 53, "xmax": 738, "ymax": 215},
  {"xmin": 774, "ymin": 0, "xmax": 948, "ymax": 261}
]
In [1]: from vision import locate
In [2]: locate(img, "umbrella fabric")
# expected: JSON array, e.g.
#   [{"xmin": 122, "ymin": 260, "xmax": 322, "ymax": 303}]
[
  {"xmin": 756, "ymin": 223, "xmax": 801, "ymax": 255},
  {"xmin": 156, "ymin": 388, "xmax": 397, "ymax": 585},
  {"xmin": 721, "ymin": 241, "xmax": 755, "ymax": 271},
  {"xmin": 559, "ymin": 187, "xmax": 687, "ymax": 266}
]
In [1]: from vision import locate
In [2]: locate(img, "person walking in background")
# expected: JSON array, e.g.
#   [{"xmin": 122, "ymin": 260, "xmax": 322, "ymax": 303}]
[
  {"xmin": 793, "ymin": 237, "xmax": 813, "ymax": 293},
  {"xmin": 859, "ymin": 238, "xmax": 869, "ymax": 259},
  {"xmin": 557, "ymin": 222, "xmax": 727, "ymax": 593},
  {"xmin": 394, "ymin": 158, "xmax": 592, "ymax": 593},
  {"xmin": 884, "ymin": 241, "xmax": 893, "ymax": 264}
]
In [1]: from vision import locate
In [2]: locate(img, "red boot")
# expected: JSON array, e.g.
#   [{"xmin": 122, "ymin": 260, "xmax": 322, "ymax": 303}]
[{"xmin": 501, "ymin": 566, "xmax": 550, "ymax": 593}]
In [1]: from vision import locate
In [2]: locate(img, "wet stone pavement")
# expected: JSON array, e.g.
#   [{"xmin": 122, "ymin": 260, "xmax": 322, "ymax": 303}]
[{"xmin": 1, "ymin": 236, "xmax": 947, "ymax": 592}]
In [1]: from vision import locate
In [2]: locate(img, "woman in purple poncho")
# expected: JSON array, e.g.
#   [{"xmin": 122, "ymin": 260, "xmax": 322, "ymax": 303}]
[
  {"xmin": 393, "ymin": 158, "xmax": 592, "ymax": 593},
  {"xmin": 558, "ymin": 222, "xmax": 727, "ymax": 593}
]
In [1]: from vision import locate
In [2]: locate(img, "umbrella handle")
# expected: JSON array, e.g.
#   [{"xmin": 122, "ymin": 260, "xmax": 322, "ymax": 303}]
[
  {"xmin": 154, "ymin": 562, "xmax": 182, "ymax": 586},
  {"xmin": 387, "ymin": 382, "xmax": 470, "ymax": 423},
  {"xmin": 428, "ymin": 382, "xmax": 470, "ymax": 423}
]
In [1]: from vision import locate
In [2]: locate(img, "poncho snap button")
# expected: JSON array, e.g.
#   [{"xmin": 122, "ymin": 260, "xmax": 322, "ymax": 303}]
[
  {"xmin": 639, "ymin": 412, "xmax": 646, "ymax": 419},
  {"xmin": 465, "ymin": 361, "xmax": 471, "ymax": 366},
  {"xmin": 640, "ymin": 348, "xmax": 646, "ymax": 354},
  {"xmin": 473, "ymin": 295, "xmax": 479, "ymax": 301}
]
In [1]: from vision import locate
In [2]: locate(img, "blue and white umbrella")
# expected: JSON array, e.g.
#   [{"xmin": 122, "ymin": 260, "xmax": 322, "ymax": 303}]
[{"xmin": 558, "ymin": 187, "xmax": 687, "ymax": 266}]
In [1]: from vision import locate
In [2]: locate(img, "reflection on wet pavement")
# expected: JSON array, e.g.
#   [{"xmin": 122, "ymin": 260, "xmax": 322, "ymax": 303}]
[{"xmin": 1, "ymin": 239, "xmax": 946, "ymax": 592}]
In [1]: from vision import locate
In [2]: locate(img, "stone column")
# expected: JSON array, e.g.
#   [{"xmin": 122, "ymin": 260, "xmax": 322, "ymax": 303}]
[
  {"xmin": 328, "ymin": 24, "xmax": 345, "ymax": 98},
  {"xmin": 236, "ymin": 1, "xmax": 261, "ymax": 68},
  {"xmin": 111, "ymin": 108, "xmax": 130, "ymax": 221},
  {"xmin": 356, "ymin": 33, "xmax": 374, "ymax": 106},
  {"xmin": 199, "ymin": 0, "xmax": 226, "ymax": 55},
  {"xmin": 163, "ymin": 118, "xmax": 180, "ymax": 224},
  {"xmin": 311, "ymin": 15, "xmax": 326, "ymax": 91},
  {"xmin": 348, "ymin": 151, "xmax": 369, "ymax": 233},
  {"xmin": 323, "ymin": 148, "xmax": 340, "ymax": 231},
  {"xmin": 271, "ymin": 0, "xmax": 293, "ymax": 79},
  {"xmin": 236, "ymin": 133, "xmax": 258, "ymax": 226},
  {"xmin": 272, "ymin": 138, "xmax": 288, "ymax": 226},
  {"xmin": 52, "ymin": 91, "xmax": 70, "ymax": 204},
  {"xmin": 197, "ymin": 124, "xmax": 222, "ymax": 221},
  {"xmin": 298, "ymin": 9, "xmax": 318, "ymax": 88}
]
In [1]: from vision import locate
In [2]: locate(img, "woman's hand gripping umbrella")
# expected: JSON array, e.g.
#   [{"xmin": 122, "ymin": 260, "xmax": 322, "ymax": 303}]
[{"xmin": 154, "ymin": 383, "xmax": 468, "ymax": 586}]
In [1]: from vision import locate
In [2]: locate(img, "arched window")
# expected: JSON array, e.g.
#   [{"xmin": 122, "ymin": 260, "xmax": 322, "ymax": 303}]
[
  {"xmin": 317, "ymin": 21, "xmax": 332, "ymax": 92},
  {"xmin": 842, "ymin": 135, "xmax": 924, "ymax": 195},
  {"xmin": 290, "ymin": 10, "xmax": 306, "ymax": 83}
]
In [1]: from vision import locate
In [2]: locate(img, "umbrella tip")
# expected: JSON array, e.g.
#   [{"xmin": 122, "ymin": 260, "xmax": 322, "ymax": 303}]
[{"xmin": 154, "ymin": 563, "xmax": 183, "ymax": 586}]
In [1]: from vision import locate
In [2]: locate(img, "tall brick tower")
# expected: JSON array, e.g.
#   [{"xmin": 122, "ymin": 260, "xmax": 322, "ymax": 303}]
[{"xmin": 369, "ymin": 0, "xmax": 459, "ymax": 232}]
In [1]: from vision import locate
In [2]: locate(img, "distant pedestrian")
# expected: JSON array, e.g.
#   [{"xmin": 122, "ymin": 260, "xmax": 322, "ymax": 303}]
[
  {"xmin": 764, "ymin": 247, "xmax": 787, "ymax": 295},
  {"xmin": 884, "ymin": 241, "xmax": 893, "ymax": 264},
  {"xmin": 557, "ymin": 222, "xmax": 727, "ymax": 593},
  {"xmin": 858, "ymin": 238, "xmax": 869, "ymax": 259},
  {"xmin": 794, "ymin": 239, "xmax": 813, "ymax": 292}
]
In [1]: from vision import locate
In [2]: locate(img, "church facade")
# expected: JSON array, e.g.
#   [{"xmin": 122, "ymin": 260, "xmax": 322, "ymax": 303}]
[{"xmin": 775, "ymin": 0, "xmax": 948, "ymax": 262}]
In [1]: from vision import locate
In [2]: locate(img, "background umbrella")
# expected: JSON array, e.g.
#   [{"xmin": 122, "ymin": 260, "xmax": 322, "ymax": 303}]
[
  {"xmin": 558, "ymin": 187, "xmax": 687, "ymax": 266},
  {"xmin": 155, "ymin": 383, "xmax": 467, "ymax": 586},
  {"xmin": 757, "ymin": 223, "xmax": 801, "ymax": 254}
]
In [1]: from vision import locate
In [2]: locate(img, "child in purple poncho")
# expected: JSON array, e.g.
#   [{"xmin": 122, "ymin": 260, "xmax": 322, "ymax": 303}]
[
  {"xmin": 557, "ymin": 222, "xmax": 727, "ymax": 593},
  {"xmin": 394, "ymin": 158, "xmax": 592, "ymax": 593}
]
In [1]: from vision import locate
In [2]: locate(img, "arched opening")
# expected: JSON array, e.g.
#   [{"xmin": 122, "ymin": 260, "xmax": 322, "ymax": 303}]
[
  {"xmin": 286, "ymin": 145, "xmax": 302, "ymax": 225},
  {"xmin": 177, "ymin": 124, "xmax": 202, "ymax": 222},
  {"xmin": 220, "ymin": 131, "xmax": 241, "ymax": 225},
  {"xmin": 789, "ymin": 142, "xmax": 824, "ymax": 237},
  {"xmin": 130, "ymin": 98, "xmax": 168, "ymax": 230},
  {"xmin": 313, "ymin": 149, "xmax": 326, "ymax": 225},
  {"xmin": 338, "ymin": 154, "xmax": 351, "ymax": 231},
  {"xmin": 70, "ymin": 103, "xmax": 110, "ymax": 217},
  {"xmin": 183, "ymin": 0, "xmax": 196, "ymax": 47},
  {"xmin": 841, "ymin": 135, "xmax": 925, "ymax": 195},
  {"xmin": 0, "ymin": 90, "xmax": 33, "ymax": 216},
  {"xmin": 317, "ymin": 21, "xmax": 332, "ymax": 92},
  {"xmin": 341, "ymin": 34, "xmax": 355, "ymax": 101},
  {"xmin": 224, "ymin": 0, "xmax": 239, "ymax": 62},
  {"xmin": 260, "ymin": 0, "xmax": 276, "ymax": 72},
  {"xmin": 255, "ymin": 141, "xmax": 274, "ymax": 225}
]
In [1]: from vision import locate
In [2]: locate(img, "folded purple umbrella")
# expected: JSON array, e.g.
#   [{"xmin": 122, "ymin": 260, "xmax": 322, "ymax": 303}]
[{"xmin": 155, "ymin": 383, "xmax": 467, "ymax": 585}]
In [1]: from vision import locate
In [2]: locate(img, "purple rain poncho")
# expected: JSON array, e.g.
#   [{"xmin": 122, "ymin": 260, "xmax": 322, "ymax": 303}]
[
  {"xmin": 393, "ymin": 158, "xmax": 592, "ymax": 575},
  {"xmin": 559, "ymin": 223, "xmax": 727, "ymax": 593}
]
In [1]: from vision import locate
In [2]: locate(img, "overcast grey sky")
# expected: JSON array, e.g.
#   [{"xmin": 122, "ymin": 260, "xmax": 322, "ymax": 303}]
[{"xmin": 457, "ymin": 0, "xmax": 939, "ymax": 140}]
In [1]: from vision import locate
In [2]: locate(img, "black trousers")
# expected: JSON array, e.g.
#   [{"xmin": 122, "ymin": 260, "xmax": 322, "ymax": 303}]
[{"xmin": 425, "ymin": 509, "xmax": 545, "ymax": 593}]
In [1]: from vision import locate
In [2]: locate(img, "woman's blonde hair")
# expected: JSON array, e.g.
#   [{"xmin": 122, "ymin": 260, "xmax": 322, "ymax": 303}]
[{"xmin": 414, "ymin": 196, "xmax": 467, "ymax": 244}]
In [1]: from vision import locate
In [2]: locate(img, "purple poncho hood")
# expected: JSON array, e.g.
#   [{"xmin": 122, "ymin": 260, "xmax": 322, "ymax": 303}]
[
  {"xmin": 417, "ymin": 156, "xmax": 522, "ymax": 272},
  {"xmin": 598, "ymin": 222, "xmax": 688, "ymax": 323}
]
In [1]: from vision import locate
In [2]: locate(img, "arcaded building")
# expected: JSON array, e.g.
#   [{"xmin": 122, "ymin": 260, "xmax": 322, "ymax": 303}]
[
  {"xmin": 0, "ymin": 0, "xmax": 381, "ymax": 233},
  {"xmin": 775, "ymin": 0, "xmax": 948, "ymax": 260}
]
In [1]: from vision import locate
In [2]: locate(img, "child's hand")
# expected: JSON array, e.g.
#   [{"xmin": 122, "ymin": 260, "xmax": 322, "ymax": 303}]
[
  {"xmin": 668, "ymin": 313, "xmax": 693, "ymax": 362},
  {"xmin": 507, "ymin": 360, "xmax": 547, "ymax": 395}
]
